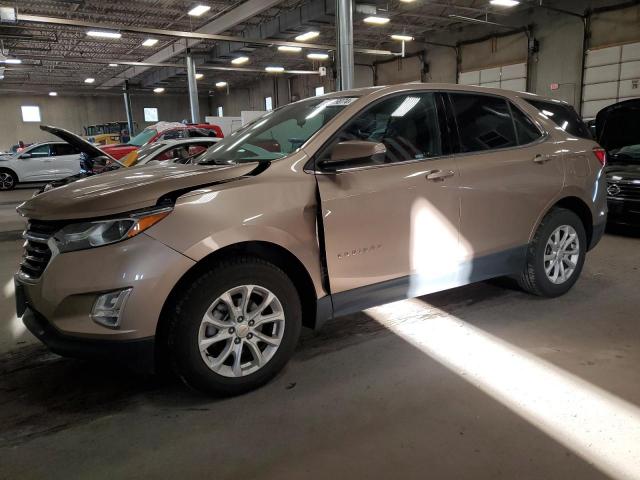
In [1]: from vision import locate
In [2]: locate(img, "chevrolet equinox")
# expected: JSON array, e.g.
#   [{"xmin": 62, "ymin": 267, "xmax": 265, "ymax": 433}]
[{"xmin": 16, "ymin": 84, "xmax": 607, "ymax": 395}]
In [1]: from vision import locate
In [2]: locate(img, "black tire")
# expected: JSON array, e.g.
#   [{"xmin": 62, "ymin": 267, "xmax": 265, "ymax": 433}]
[
  {"xmin": 0, "ymin": 169, "xmax": 18, "ymax": 191},
  {"xmin": 518, "ymin": 208, "xmax": 587, "ymax": 297},
  {"xmin": 167, "ymin": 256, "xmax": 302, "ymax": 396}
]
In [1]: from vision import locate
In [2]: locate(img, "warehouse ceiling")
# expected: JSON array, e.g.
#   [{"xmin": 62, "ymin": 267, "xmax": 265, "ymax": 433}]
[{"xmin": 0, "ymin": 0, "xmax": 553, "ymax": 94}]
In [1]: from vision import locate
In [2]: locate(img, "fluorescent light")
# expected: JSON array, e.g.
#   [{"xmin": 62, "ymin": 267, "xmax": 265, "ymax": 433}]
[
  {"xmin": 391, "ymin": 34, "xmax": 414, "ymax": 41},
  {"xmin": 153, "ymin": 87, "xmax": 165, "ymax": 93},
  {"xmin": 295, "ymin": 31, "xmax": 319, "ymax": 42},
  {"xmin": 108, "ymin": 63, "xmax": 118, "ymax": 67},
  {"xmin": 195, "ymin": 73, "xmax": 204, "ymax": 80},
  {"xmin": 87, "ymin": 30, "xmax": 121, "ymax": 39},
  {"xmin": 391, "ymin": 96, "xmax": 420, "ymax": 117},
  {"xmin": 364, "ymin": 16, "xmax": 390, "ymax": 25},
  {"xmin": 188, "ymin": 5, "xmax": 211, "ymax": 16},
  {"xmin": 84, "ymin": 78, "xmax": 95, "ymax": 84},
  {"xmin": 142, "ymin": 38, "xmax": 158, "ymax": 47},
  {"xmin": 307, "ymin": 52, "xmax": 329, "ymax": 60},
  {"xmin": 278, "ymin": 46, "xmax": 302, "ymax": 52},
  {"xmin": 49, "ymin": 91, "xmax": 57, "ymax": 96},
  {"xmin": 4, "ymin": 58, "xmax": 21, "ymax": 64},
  {"xmin": 265, "ymin": 66, "xmax": 284, "ymax": 73},
  {"xmin": 215, "ymin": 81, "xmax": 227, "ymax": 87},
  {"xmin": 400, "ymin": 0, "xmax": 416, "ymax": 2},
  {"xmin": 231, "ymin": 56, "xmax": 249, "ymax": 65},
  {"xmin": 490, "ymin": 0, "xmax": 520, "ymax": 6}
]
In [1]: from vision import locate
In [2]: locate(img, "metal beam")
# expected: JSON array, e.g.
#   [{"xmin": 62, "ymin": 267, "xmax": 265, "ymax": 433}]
[
  {"xmin": 186, "ymin": 51, "xmax": 200, "ymax": 123},
  {"xmin": 122, "ymin": 80, "xmax": 135, "ymax": 136},
  {"xmin": 336, "ymin": 0, "xmax": 354, "ymax": 90}
]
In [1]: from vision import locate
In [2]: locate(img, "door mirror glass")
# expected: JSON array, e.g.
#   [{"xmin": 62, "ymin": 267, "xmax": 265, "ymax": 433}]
[{"xmin": 319, "ymin": 140, "xmax": 387, "ymax": 171}]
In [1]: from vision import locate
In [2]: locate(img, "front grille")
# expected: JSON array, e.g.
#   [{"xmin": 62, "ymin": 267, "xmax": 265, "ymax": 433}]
[
  {"xmin": 20, "ymin": 220, "xmax": 61, "ymax": 280},
  {"xmin": 607, "ymin": 182, "xmax": 640, "ymax": 201}
]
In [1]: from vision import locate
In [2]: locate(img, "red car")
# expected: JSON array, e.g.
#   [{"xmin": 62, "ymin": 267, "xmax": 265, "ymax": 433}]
[{"xmin": 101, "ymin": 122, "xmax": 224, "ymax": 160}]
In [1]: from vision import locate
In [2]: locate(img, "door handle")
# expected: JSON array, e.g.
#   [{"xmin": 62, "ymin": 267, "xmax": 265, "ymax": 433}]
[
  {"xmin": 533, "ymin": 154, "xmax": 551, "ymax": 164},
  {"xmin": 426, "ymin": 170, "xmax": 455, "ymax": 181}
]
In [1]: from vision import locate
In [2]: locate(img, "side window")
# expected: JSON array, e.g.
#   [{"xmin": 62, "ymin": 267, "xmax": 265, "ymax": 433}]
[
  {"xmin": 51, "ymin": 144, "xmax": 79, "ymax": 156},
  {"xmin": 450, "ymin": 93, "xmax": 517, "ymax": 153},
  {"xmin": 510, "ymin": 103, "xmax": 543, "ymax": 145},
  {"xmin": 25, "ymin": 144, "xmax": 51, "ymax": 157},
  {"xmin": 524, "ymin": 99, "xmax": 592, "ymax": 139},
  {"xmin": 161, "ymin": 129, "xmax": 185, "ymax": 140},
  {"xmin": 325, "ymin": 92, "xmax": 445, "ymax": 166}
]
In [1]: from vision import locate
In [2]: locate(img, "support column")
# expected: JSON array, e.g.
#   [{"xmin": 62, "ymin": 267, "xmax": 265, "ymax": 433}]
[
  {"xmin": 335, "ymin": 0, "xmax": 354, "ymax": 91},
  {"xmin": 186, "ymin": 50, "xmax": 200, "ymax": 123},
  {"xmin": 123, "ymin": 80, "xmax": 135, "ymax": 136}
]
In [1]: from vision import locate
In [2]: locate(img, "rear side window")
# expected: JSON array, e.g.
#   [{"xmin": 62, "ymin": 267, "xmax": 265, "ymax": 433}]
[
  {"xmin": 524, "ymin": 99, "xmax": 592, "ymax": 139},
  {"xmin": 510, "ymin": 104, "xmax": 543, "ymax": 145}
]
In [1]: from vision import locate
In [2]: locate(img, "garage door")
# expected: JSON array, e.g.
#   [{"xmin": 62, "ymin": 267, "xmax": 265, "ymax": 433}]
[
  {"xmin": 458, "ymin": 62, "xmax": 527, "ymax": 92},
  {"xmin": 581, "ymin": 42, "xmax": 640, "ymax": 118}
]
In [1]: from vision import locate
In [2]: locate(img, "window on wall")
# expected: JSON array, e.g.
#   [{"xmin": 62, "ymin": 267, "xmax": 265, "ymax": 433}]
[
  {"xmin": 265, "ymin": 96, "xmax": 273, "ymax": 111},
  {"xmin": 217, "ymin": 106, "xmax": 223, "ymax": 117},
  {"xmin": 315, "ymin": 86, "xmax": 325, "ymax": 96},
  {"xmin": 143, "ymin": 107, "xmax": 159, "ymax": 122},
  {"xmin": 21, "ymin": 106, "xmax": 41, "ymax": 122}
]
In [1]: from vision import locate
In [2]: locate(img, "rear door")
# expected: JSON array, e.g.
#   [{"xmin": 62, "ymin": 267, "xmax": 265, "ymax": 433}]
[
  {"xmin": 448, "ymin": 92, "xmax": 563, "ymax": 279},
  {"xmin": 316, "ymin": 91, "xmax": 462, "ymax": 314},
  {"xmin": 50, "ymin": 143, "xmax": 82, "ymax": 178}
]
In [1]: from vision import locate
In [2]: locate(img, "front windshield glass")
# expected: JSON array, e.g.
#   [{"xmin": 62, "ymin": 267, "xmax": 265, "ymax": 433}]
[
  {"xmin": 198, "ymin": 96, "xmax": 358, "ymax": 165},
  {"xmin": 128, "ymin": 128, "xmax": 157, "ymax": 147},
  {"xmin": 610, "ymin": 144, "xmax": 640, "ymax": 162}
]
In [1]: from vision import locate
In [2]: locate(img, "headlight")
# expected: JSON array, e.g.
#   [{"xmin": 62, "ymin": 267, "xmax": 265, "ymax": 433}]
[{"xmin": 50, "ymin": 207, "xmax": 172, "ymax": 253}]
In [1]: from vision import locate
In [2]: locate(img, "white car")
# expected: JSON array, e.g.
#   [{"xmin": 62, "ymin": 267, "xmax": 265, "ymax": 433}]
[{"xmin": 0, "ymin": 141, "xmax": 82, "ymax": 190}]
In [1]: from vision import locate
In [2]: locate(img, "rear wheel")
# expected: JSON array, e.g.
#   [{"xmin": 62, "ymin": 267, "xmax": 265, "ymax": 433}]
[
  {"xmin": 518, "ymin": 208, "xmax": 587, "ymax": 297},
  {"xmin": 167, "ymin": 257, "xmax": 302, "ymax": 396},
  {"xmin": 0, "ymin": 170, "xmax": 18, "ymax": 191}
]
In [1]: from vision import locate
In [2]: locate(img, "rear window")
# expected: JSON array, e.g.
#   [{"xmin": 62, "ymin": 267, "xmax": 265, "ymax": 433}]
[{"xmin": 524, "ymin": 99, "xmax": 592, "ymax": 139}]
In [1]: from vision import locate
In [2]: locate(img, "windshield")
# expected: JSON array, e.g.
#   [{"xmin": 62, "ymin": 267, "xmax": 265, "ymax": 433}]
[
  {"xmin": 198, "ymin": 96, "xmax": 357, "ymax": 165},
  {"xmin": 128, "ymin": 128, "xmax": 157, "ymax": 147},
  {"xmin": 610, "ymin": 144, "xmax": 640, "ymax": 162}
]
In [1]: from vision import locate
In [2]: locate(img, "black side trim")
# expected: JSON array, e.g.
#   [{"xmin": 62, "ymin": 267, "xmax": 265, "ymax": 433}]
[
  {"xmin": 589, "ymin": 220, "xmax": 606, "ymax": 250},
  {"xmin": 23, "ymin": 308, "xmax": 155, "ymax": 373},
  {"xmin": 331, "ymin": 245, "xmax": 527, "ymax": 318},
  {"xmin": 314, "ymin": 295, "xmax": 334, "ymax": 329}
]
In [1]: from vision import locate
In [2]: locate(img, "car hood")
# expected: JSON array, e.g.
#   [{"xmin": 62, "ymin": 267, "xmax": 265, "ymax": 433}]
[
  {"xmin": 39, "ymin": 124, "xmax": 115, "ymax": 161},
  {"xmin": 606, "ymin": 163, "xmax": 640, "ymax": 182},
  {"xmin": 596, "ymin": 99, "xmax": 640, "ymax": 152},
  {"xmin": 17, "ymin": 162, "xmax": 261, "ymax": 221}
]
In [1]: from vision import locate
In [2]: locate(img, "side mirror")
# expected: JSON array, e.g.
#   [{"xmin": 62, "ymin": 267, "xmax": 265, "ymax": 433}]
[
  {"xmin": 318, "ymin": 140, "xmax": 387, "ymax": 172},
  {"xmin": 19, "ymin": 153, "xmax": 32, "ymax": 159}
]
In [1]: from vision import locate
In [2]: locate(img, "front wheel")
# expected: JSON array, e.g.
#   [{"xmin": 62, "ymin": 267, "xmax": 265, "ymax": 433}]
[
  {"xmin": 167, "ymin": 257, "xmax": 302, "ymax": 396},
  {"xmin": 518, "ymin": 208, "xmax": 587, "ymax": 297}
]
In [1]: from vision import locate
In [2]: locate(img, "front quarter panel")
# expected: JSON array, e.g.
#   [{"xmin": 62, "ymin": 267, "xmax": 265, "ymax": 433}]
[{"xmin": 145, "ymin": 153, "xmax": 325, "ymax": 297}]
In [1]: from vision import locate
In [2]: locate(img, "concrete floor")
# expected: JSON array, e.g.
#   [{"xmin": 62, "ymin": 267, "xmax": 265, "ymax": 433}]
[{"xmin": 1, "ymin": 191, "xmax": 639, "ymax": 480}]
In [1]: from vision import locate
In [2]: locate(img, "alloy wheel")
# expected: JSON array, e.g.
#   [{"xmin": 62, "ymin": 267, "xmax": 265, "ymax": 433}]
[
  {"xmin": 198, "ymin": 285, "xmax": 285, "ymax": 378},
  {"xmin": 0, "ymin": 172, "xmax": 15, "ymax": 190},
  {"xmin": 544, "ymin": 225, "xmax": 580, "ymax": 285}
]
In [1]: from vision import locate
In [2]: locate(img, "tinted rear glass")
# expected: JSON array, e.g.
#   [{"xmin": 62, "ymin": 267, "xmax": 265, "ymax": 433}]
[{"xmin": 524, "ymin": 99, "xmax": 592, "ymax": 139}]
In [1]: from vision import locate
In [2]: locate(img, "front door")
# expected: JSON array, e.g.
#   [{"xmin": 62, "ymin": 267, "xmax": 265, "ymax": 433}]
[
  {"xmin": 315, "ymin": 92, "xmax": 462, "ymax": 315},
  {"xmin": 447, "ymin": 92, "xmax": 564, "ymax": 280},
  {"xmin": 18, "ymin": 144, "xmax": 54, "ymax": 181}
]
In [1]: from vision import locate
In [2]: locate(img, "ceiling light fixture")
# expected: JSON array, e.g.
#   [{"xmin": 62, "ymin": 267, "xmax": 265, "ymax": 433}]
[
  {"xmin": 153, "ymin": 87, "xmax": 165, "ymax": 93},
  {"xmin": 215, "ymin": 81, "xmax": 227, "ymax": 87},
  {"xmin": 364, "ymin": 16, "xmax": 390, "ymax": 25},
  {"xmin": 295, "ymin": 31, "xmax": 320, "ymax": 42},
  {"xmin": 87, "ymin": 30, "xmax": 122, "ymax": 39},
  {"xmin": 108, "ymin": 63, "xmax": 119, "ymax": 67},
  {"xmin": 265, "ymin": 66, "xmax": 285, "ymax": 73},
  {"xmin": 4, "ymin": 58, "xmax": 21, "ymax": 64},
  {"xmin": 84, "ymin": 78, "xmax": 95, "ymax": 84},
  {"xmin": 49, "ymin": 91, "xmax": 58, "ymax": 96},
  {"xmin": 195, "ymin": 73, "xmax": 204, "ymax": 80},
  {"xmin": 188, "ymin": 5, "xmax": 211, "ymax": 16},
  {"xmin": 391, "ymin": 34, "xmax": 414, "ymax": 41},
  {"xmin": 142, "ymin": 38, "xmax": 158, "ymax": 47},
  {"xmin": 278, "ymin": 46, "xmax": 302, "ymax": 52},
  {"xmin": 490, "ymin": 0, "xmax": 520, "ymax": 6},
  {"xmin": 231, "ymin": 56, "xmax": 249, "ymax": 65},
  {"xmin": 307, "ymin": 52, "xmax": 329, "ymax": 60}
]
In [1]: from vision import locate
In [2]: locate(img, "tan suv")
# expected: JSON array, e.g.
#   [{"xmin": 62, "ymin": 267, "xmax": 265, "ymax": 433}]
[{"xmin": 16, "ymin": 84, "xmax": 607, "ymax": 395}]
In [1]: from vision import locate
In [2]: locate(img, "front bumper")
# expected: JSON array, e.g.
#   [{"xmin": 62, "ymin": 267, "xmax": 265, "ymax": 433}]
[
  {"xmin": 607, "ymin": 198, "xmax": 640, "ymax": 227},
  {"xmin": 17, "ymin": 232, "xmax": 195, "ymax": 345},
  {"xmin": 23, "ymin": 307, "xmax": 155, "ymax": 372}
]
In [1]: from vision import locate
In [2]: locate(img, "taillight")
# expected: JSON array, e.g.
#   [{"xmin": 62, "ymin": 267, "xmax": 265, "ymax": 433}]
[{"xmin": 593, "ymin": 147, "xmax": 606, "ymax": 167}]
